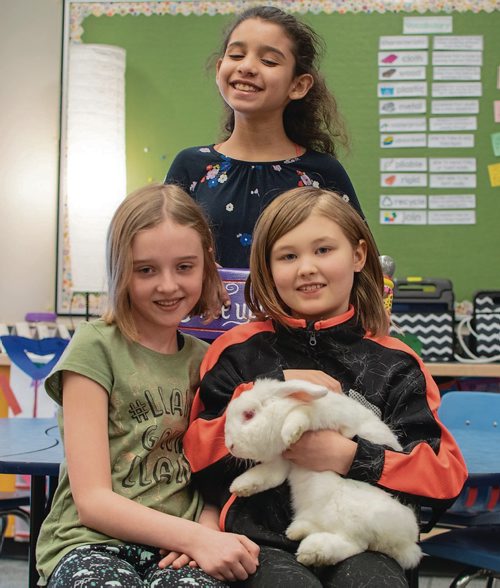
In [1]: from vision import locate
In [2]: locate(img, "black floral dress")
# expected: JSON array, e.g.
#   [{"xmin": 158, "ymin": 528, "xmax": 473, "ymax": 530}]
[{"xmin": 165, "ymin": 145, "xmax": 364, "ymax": 268}]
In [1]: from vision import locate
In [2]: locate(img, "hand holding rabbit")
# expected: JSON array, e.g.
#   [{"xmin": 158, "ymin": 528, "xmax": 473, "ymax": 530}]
[
  {"xmin": 283, "ymin": 429, "xmax": 357, "ymax": 475},
  {"xmin": 283, "ymin": 369, "xmax": 343, "ymax": 394},
  {"xmin": 225, "ymin": 378, "xmax": 422, "ymax": 569}
]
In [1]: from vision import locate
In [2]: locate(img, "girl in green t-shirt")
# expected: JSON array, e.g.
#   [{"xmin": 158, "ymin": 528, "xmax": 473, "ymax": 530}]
[{"xmin": 36, "ymin": 183, "xmax": 259, "ymax": 587}]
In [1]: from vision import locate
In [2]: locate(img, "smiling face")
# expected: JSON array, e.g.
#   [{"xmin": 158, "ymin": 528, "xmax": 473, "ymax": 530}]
[
  {"xmin": 270, "ymin": 213, "xmax": 367, "ymax": 322},
  {"xmin": 128, "ymin": 218, "xmax": 204, "ymax": 346},
  {"xmin": 216, "ymin": 18, "xmax": 311, "ymax": 120}
]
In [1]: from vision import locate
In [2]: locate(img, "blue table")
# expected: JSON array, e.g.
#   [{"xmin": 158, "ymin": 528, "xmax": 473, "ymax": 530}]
[
  {"xmin": 0, "ymin": 411, "xmax": 496, "ymax": 587},
  {"xmin": 0, "ymin": 417, "xmax": 62, "ymax": 587}
]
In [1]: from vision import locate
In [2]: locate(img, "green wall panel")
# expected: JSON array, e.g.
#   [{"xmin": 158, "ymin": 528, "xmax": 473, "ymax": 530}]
[{"xmin": 80, "ymin": 10, "xmax": 500, "ymax": 301}]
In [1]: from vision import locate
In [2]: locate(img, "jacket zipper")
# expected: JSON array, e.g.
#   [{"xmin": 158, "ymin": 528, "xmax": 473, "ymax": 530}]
[{"xmin": 308, "ymin": 322, "xmax": 317, "ymax": 347}]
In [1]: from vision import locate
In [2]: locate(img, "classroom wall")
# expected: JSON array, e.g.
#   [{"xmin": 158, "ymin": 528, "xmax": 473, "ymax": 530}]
[
  {"xmin": 75, "ymin": 6, "xmax": 499, "ymax": 304},
  {"xmin": 0, "ymin": 2, "xmax": 497, "ymax": 322},
  {"xmin": 0, "ymin": 0, "xmax": 62, "ymax": 324}
]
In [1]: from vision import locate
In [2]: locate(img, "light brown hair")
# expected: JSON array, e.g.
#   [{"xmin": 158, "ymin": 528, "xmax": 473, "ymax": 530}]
[
  {"xmin": 245, "ymin": 187, "xmax": 388, "ymax": 336},
  {"xmin": 103, "ymin": 183, "xmax": 221, "ymax": 341}
]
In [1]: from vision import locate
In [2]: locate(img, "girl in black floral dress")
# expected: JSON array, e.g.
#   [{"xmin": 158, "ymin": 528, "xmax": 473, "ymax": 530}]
[{"xmin": 165, "ymin": 6, "xmax": 365, "ymax": 268}]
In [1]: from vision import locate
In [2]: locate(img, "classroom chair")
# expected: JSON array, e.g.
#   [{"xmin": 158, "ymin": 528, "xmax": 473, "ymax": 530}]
[
  {"xmin": 419, "ymin": 392, "xmax": 500, "ymax": 587},
  {"xmin": 422, "ymin": 526, "xmax": 500, "ymax": 587},
  {"xmin": 0, "ymin": 490, "xmax": 30, "ymax": 555},
  {"xmin": 434, "ymin": 392, "xmax": 500, "ymax": 525}
]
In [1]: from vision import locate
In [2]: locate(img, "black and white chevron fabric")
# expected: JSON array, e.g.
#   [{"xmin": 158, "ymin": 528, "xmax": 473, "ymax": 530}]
[
  {"xmin": 390, "ymin": 312, "xmax": 455, "ymax": 362},
  {"xmin": 473, "ymin": 292, "xmax": 500, "ymax": 358}
]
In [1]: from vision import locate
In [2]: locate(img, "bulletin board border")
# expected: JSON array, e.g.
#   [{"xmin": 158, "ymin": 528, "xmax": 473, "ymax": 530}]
[{"xmin": 69, "ymin": 0, "xmax": 500, "ymax": 41}]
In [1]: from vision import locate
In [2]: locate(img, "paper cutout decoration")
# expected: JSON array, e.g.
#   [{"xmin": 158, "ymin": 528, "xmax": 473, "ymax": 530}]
[
  {"xmin": 0, "ymin": 374, "xmax": 22, "ymax": 415},
  {"xmin": 492, "ymin": 133, "xmax": 500, "ymax": 157},
  {"xmin": 1, "ymin": 336, "xmax": 68, "ymax": 380},
  {"xmin": 0, "ymin": 336, "xmax": 69, "ymax": 417},
  {"xmin": 488, "ymin": 163, "xmax": 500, "ymax": 188}
]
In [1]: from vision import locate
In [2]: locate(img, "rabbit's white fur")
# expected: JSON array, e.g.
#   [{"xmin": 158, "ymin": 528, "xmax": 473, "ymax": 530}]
[{"xmin": 225, "ymin": 378, "xmax": 422, "ymax": 569}]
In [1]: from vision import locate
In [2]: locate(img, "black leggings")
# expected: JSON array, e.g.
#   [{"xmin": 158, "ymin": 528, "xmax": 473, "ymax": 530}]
[
  {"xmin": 48, "ymin": 543, "xmax": 409, "ymax": 587},
  {"xmin": 47, "ymin": 543, "xmax": 227, "ymax": 587},
  {"xmin": 234, "ymin": 546, "xmax": 409, "ymax": 588}
]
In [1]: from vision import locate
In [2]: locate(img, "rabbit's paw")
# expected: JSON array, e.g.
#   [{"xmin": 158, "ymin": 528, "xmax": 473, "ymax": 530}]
[
  {"xmin": 286, "ymin": 519, "xmax": 316, "ymax": 541},
  {"xmin": 296, "ymin": 533, "xmax": 363, "ymax": 567},
  {"xmin": 282, "ymin": 426, "xmax": 305, "ymax": 447},
  {"xmin": 281, "ymin": 411, "xmax": 310, "ymax": 447},
  {"xmin": 357, "ymin": 422, "xmax": 402, "ymax": 449},
  {"xmin": 386, "ymin": 542, "xmax": 423, "ymax": 569},
  {"xmin": 229, "ymin": 473, "xmax": 263, "ymax": 497}
]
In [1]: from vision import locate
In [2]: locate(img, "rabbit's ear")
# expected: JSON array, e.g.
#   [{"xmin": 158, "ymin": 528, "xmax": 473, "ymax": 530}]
[{"xmin": 275, "ymin": 379, "xmax": 329, "ymax": 402}]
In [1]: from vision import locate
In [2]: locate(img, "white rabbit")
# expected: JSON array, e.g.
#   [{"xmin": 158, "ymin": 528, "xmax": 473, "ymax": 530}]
[{"xmin": 225, "ymin": 378, "xmax": 422, "ymax": 569}]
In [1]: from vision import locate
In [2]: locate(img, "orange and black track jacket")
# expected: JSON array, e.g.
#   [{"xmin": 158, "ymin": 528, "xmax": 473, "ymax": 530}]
[{"xmin": 184, "ymin": 306, "xmax": 467, "ymax": 551}]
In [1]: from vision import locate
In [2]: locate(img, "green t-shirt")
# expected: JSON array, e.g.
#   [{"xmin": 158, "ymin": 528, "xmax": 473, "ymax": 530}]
[{"xmin": 36, "ymin": 320, "xmax": 208, "ymax": 585}]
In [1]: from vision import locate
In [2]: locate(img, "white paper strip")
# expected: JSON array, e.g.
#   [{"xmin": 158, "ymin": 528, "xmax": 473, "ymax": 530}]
[
  {"xmin": 428, "ymin": 210, "xmax": 476, "ymax": 224},
  {"xmin": 429, "ymin": 158, "xmax": 476, "ymax": 172},
  {"xmin": 432, "ymin": 52, "xmax": 483, "ymax": 66},
  {"xmin": 379, "ymin": 66, "xmax": 426, "ymax": 80},
  {"xmin": 380, "ymin": 195, "xmax": 427, "ymax": 209},
  {"xmin": 428, "ymin": 134, "xmax": 474, "ymax": 148},
  {"xmin": 379, "ymin": 99, "xmax": 427, "ymax": 114},
  {"xmin": 428, "ymin": 194, "xmax": 476, "ymax": 209},
  {"xmin": 379, "ymin": 36, "xmax": 429, "ymax": 50},
  {"xmin": 378, "ymin": 82, "xmax": 427, "ymax": 98},
  {"xmin": 380, "ymin": 210, "xmax": 428, "ymax": 224},
  {"xmin": 433, "ymin": 66, "xmax": 481, "ymax": 81},
  {"xmin": 429, "ymin": 116, "xmax": 477, "ymax": 131},
  {"xmin": 430, "ymin": 174, "xmax": 477, "ymax": 188},
  {"xmin": 380, "ymin": 117, "xmax": 427, "ymax": 132},
  {"xmin": 432, "ymin": 82, "xmax": 482, "ymax": 97},
  {"xmin": 433, "ymin": 36, "xmax": 483, "ymax": 51},
  {"xmin": 380, "ymin": 158, "xmax": 428, "ymax": 172},
  {"xmin": 403, "ymin": 16, "xmax": 452, "ymax": 35},
  {"xmin": 381, "ymin": 173, "xmax": 427, "ymax": 187},
  {"xmin": 378, "ymin": 51, "xmax": 428, "ymax": 66},
  {"xmin": 381, "ymin": 134, "xmax": 427, "ymax": 148},
  {"xmin": 431, "ymin": 99, "xmax": 479, "ymax": 114}
]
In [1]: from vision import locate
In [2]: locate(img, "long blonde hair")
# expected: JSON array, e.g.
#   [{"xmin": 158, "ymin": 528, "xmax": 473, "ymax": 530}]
[
  {"xmin": 103, "ymin": 183, "xmax": 221, "ymax": 341},
  {"xmin": 246, "ymin": 187, "xmax": 388, "ymax": 336}
]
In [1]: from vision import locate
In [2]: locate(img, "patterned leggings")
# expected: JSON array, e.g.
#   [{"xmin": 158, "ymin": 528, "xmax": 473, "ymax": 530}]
[
  {"xmin": 47, "ymin": 543, "xmax": 228, "ymax": 587},
  {"xmin": 234, "ymin": 546, "xmax": 409, "ymax": 588}
]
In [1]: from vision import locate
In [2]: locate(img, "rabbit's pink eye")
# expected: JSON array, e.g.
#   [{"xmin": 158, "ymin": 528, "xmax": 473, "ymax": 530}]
[{"xmin": 243, "ymin": 410, "xmax": 255, "ymax": 421}]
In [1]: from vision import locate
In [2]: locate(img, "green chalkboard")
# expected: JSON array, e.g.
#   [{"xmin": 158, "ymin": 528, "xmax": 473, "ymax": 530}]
[{"xmin": 78, "ymin": 7, "xmax": 500, "ymax": 302}]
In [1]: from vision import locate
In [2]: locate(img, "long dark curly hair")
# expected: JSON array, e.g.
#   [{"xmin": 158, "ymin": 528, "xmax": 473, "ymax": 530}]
[{"xmin": 214, "ymin": 5, "xmax": 349, "ymax": 157}]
